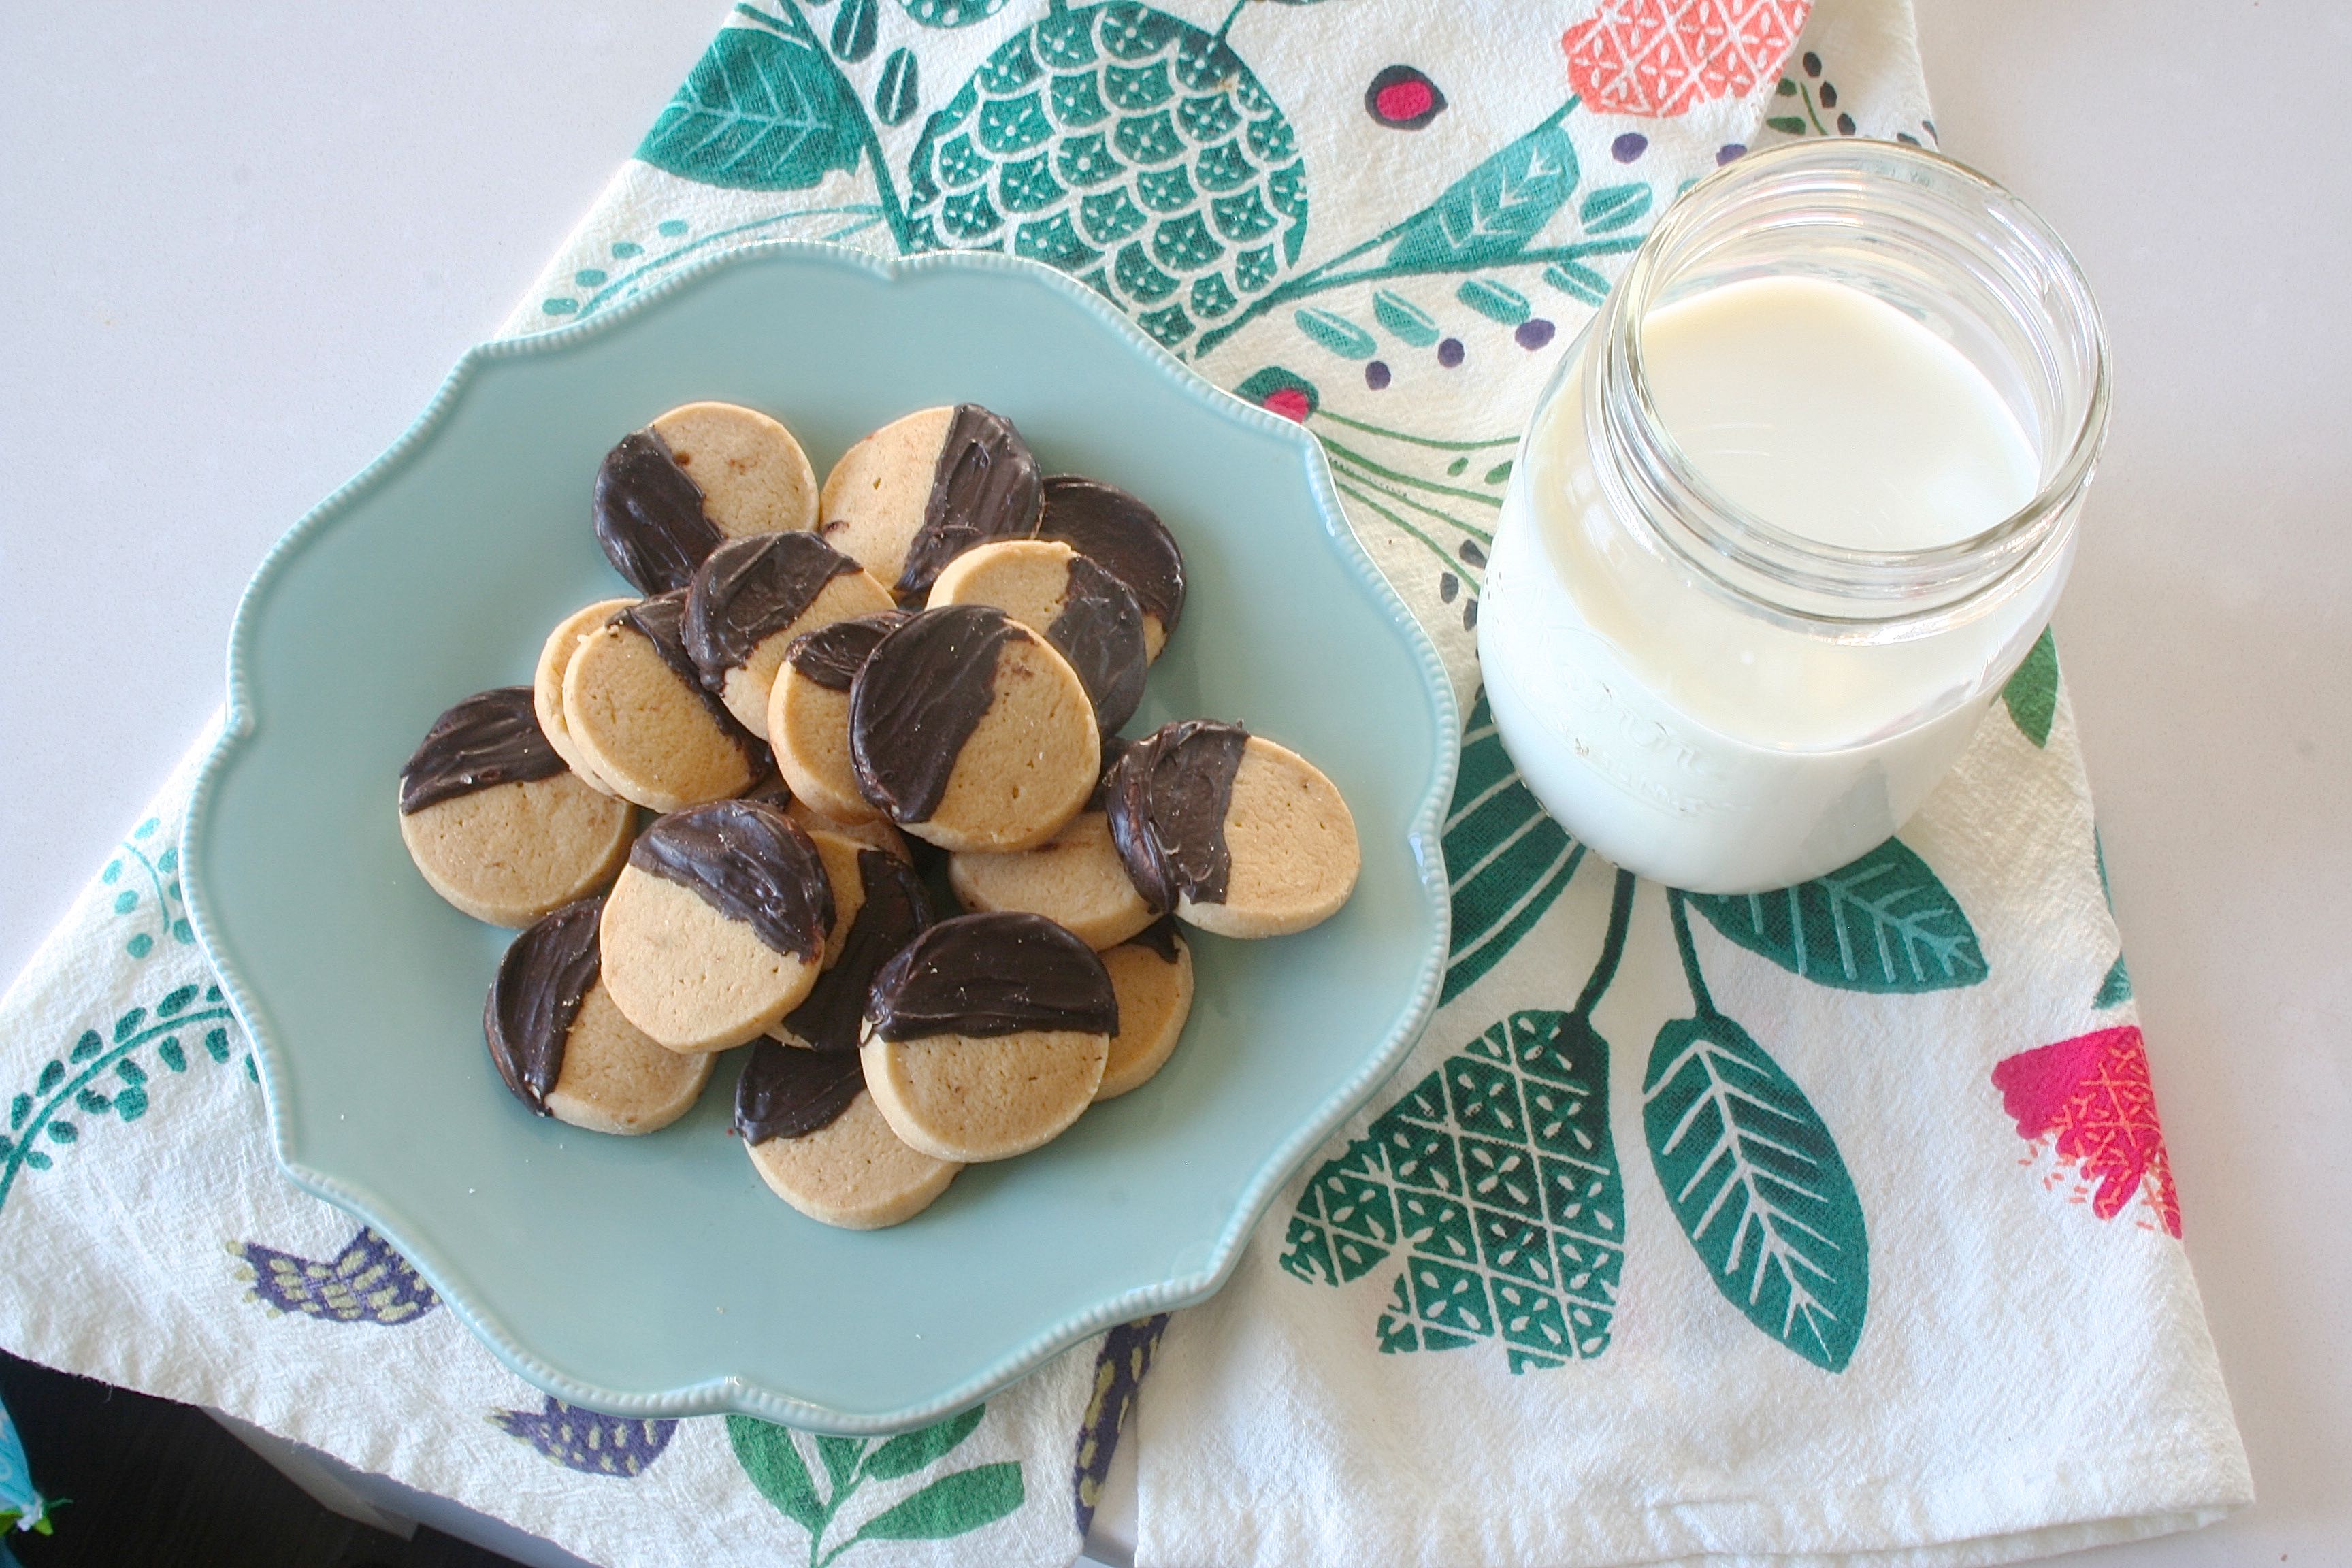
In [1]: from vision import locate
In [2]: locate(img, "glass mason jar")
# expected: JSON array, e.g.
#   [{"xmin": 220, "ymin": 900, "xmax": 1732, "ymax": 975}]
[{"xmin": 1477, "ymin": 140, "xmax": 2110, "ymax": 894}]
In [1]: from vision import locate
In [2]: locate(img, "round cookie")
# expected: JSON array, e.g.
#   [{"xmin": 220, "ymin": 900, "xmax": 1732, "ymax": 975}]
[
  {"xmin": 926, "ymin": 539, "xmax": 1148, "ymax": 732},
  {"xmin": 1094, "ymin": 919, "xmax": 1194, "ymax": 1102},
  {"xmin": 860, "ymin": 913, "xmax": 1117, "ymax": 1162},
  {"xmin": 740, "ymin": 1051, "xmax": 960, "ymax": 1230},
  {"xmin": 598, "ymin": 799, "xmax": 834, "ymax": 1053},
  {"xmin": 947, "ymin": 808, "xmax": 1154, "ymax": 950},
  {"xmin": 802, "ymin": 828, "xmax": 919, "ymax": 970},
  {"xmin": 787, "ymin": 794, "xmax": 911, "ymax": 861},
  {"xmin": 397, "ymin": 687, "xmax": 634, "ymax": 926},
  {"xmin": 484, "ymin": 899, "xmax": 712, "ymax": 1134},
  {"xmin": 1105, "ymin": 721, "xmax": 1361, "ymax": 938},
  {"xmin": 562, "ymin": 590, "xmax": 765, "ymax": 812},
  {"xmin": 849, "ymin": 605, "xmax": 1099, "ymax": 853},
  {"xmin": 533, "ymin": 598, "xmax": 636, "ymax": 794},
  {"xmin": 685, "ymin": 532, "xmax": 893, "ymax": 738},
  {"xmin": 768, "ymin": 612, "xmax": 908, "ymax": 824},
  {"xmin": 1037, "ymin": 476, "xmax": 1186, "ymax": 661},
  {"xmin": 593, "ymin": 403, "xmax": 816, "ymax": 593},
  {"xmin": 818, "ymin": 404, "xmax": 1042, "ymax": 602}
]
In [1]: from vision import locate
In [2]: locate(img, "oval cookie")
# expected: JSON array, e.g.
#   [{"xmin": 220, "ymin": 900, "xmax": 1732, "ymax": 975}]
[
  {"xmin": 818, "ymin": 404, "xmax": 1042, "ymax": 601},
  {"xmin": 562, "ymin": 590, "xmax": 764, "ymax": 812},
  {"xmin": 739, "ymin": 1049, "xmax": 959, "ymax": 1230},
  {"xmin": 598, "ymin": 799, "xmax": 834, "ymax": 1053},
  {"xmin": 397, "ymin": 687, "xmax": 634, "ymax": 926},
  {"xmin": 484, "ymin": 899, "xmax": 712, "ymax": 1134},
  {"xmin": 685, "ymin": 532, "xmax": 893, "ymax": 738},
  {"xmin": 860, "ymin": 913, "xmax": 1117, "ymax": 1162},
  {"xmin": 1094, "ymin": 918, "xmax": 1194, "ymax": 1101},
  {"xmin": 1105, "ymin": 721, "xmax": 1360, "ymax": 938},
  {"xmin": 593, "ymin": 403, "xmax": 816, "ymax": 593},
  {"xmin": 926, "ymin": 539, "xmax": 1148, "ymax": 733},
  {"xmin": 768, "ymin": 612, "xmax": 908, "ymax": 825},
  {"xmin": 1037, "ymin": 476, "xmax": 1186, "ymax": 661},
  {"xmin": 947, "ymin": 808, "xmax": 1153, "ymax": 950},
  {"xmin": 533, "ymin": 598, "xmax": 636, "ymax": 794},
  {"xmin": 848, "ymin": 605, "xmax": 1098, "ymax": 853}
]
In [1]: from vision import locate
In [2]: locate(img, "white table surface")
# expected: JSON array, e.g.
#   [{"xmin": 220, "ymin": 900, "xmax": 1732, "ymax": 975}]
[{"xmin": 4, "ymin": 3, "xmax": 2346, "ymax": 1565}]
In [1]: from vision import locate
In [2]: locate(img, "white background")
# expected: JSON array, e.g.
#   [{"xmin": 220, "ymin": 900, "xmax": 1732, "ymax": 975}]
[{"xmin": 2, "ymin": 3, "xmax": 2345, "ymax": 1565}]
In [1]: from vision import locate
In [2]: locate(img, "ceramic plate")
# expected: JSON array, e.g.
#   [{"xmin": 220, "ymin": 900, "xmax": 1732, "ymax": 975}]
[{"xmin": 184, "ymin": 243, "xmax": 1456, "ymax": 1432}]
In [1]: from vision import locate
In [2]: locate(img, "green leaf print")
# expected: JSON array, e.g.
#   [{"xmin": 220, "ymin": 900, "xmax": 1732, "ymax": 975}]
[
  {"xmin": 1384, "ymin": 108, "xmax": 1579, "ymax": 271},
  {"xmin": 2095, "ymin": 951, "xmax": 2134, "ymax": 1008},
  {"xmin": 2004, "ymin": 625, "xmax": 2059, "ymax": 747},
  {"xmin": 730, "ymin": 1415, "xmax": 826, "ymax": 1529},
  {"xmin": 862, "ymin": 1405, "xmax": 984, "ymax": 1480},
  {"xmin": 830, "ymin": 0, "xmax": 879, "ymax": 61},
  {"xmin": 874, "ymin": 48, "xmax": 919, "ymax": 127},
  {"xmin": 1455, "ymin": 278, "xmax": 1531, "ymax": 325},
  {"xmin": 1686, "ymin": 837, "xmax": 1987, "ymax": 994},
  {"xmin": 902, "ymin": 0, "xmax": 1008, "ymax": 24},
  {"xmin": 729, "ymin": 1405, "xmax": 1011, "ymax": 1567},
  {"xmin": 1294, "ymin": 307, "xmax": 1377, "ymax": 359},
  {"xmin": 639, "ymin": 13, "xmax": 869, "ymax": 194},
  {"xmin": 1578, "ymin": 182, "xmax": 1652, "ymax": 233},
  {"xmin": 1371, "ymin": 289, "xmax": 1439, "ymax": 347},
  {"xmin": 1443, "ymin": 691, "xmax": 1582, "ymax": 1006},
  {"xmin": 847, "ymin": 1463, "xmax": 1023, "ymax": 1544}
]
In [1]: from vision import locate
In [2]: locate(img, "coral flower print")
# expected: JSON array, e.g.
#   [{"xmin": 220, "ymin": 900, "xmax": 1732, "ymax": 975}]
[
  {"xmin": 1992, "ymin": 1026, "xmax": 2183, "ymax": 1239},
  {"xmin": 1563, "ymin": 0, "xmax": 1812, "ymax": 118}
]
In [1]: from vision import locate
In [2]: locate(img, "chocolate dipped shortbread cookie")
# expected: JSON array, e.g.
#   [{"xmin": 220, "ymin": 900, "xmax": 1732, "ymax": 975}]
[
  {"xmin": 1105, "ymin": 720, "xmax": 1360, "ymax": 938},
  {"xmin": 947, "ymin": 743, "xmax": 1152, "ymax": 949},
  {"xmin": 593, "ymin": 402, "xmax": 817, "ymax": 593},
  {"xmin": 926, "ymin": 539, "xmax": 1147, "ymax": 732},
  {"xmin": 684, "ymin": 532, "xmax": 893, "ymax": 738},
  {"xmin": 532, "ymin": 598, "xmax": 636, "ymax": 794},
  {"xmin": 598, "ymin": 798, "xmax": 833, "ymax": 1053},
  {"xmin": 1094, "ymin": 917, "xmax": 1194, "ymax": 1102},
  {"xmin": 848, "ymin": 605, "xmax": 1098, "ymax": 853},
  {"xmin": 768, "ymin": 612, "xmax": 906, "ymax": 824},
  {"xmin": 397, "ymin": 687, "xmax": 634, "ymax": 926},
  {"xmin": 818, "ymin": 405, "xmax": 1042, "ymax": 602},
  {"xmin": 485, "ymin": 899, "xmax": 712, "ymax": 1134},
  {"xmin": 1036, "ymin": 476, "xmax": 1186, "ymax": 662},
  {"xmin": 860, "ymin": 912, "xmax": 1115, "ymax": 1162},
  {"xmin": 561, "ymin": 589, "xmax": 764, "ymax": 811}
]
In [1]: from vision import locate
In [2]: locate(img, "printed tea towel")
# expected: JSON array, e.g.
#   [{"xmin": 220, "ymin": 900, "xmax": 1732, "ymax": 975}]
[{"xmin": 0, "ymin": 1, "xmax": 2247, "ymax": 1566}]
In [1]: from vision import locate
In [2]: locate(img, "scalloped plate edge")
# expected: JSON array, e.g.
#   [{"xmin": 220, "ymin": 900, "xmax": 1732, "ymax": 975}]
[{"xmin": 180, "ymin": 240, "xmax": 1459, "ymax": 1433}]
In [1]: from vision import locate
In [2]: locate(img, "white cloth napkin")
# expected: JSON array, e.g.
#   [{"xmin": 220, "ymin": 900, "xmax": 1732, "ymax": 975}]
[{"xmin": 0, "ymin": 1, "xmax": 2248, "ymax": 1565}]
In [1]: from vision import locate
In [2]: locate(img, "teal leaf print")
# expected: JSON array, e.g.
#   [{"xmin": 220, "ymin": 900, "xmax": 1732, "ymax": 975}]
[
  {"xmin": 1443, "ymin": 691, "xmax": 1581, "ymax": 1005},
  {"xmin": 639, "ymin": 14, "xmax": 868, "ymax": 193},
  {"xmin": 1456, "ymin": 278, "xmax": 1530, "ymax": 325},
  {"xmin": 729, "ymin": 1405, "xmax": 1014, "ymax": 1566},
  {"xmin": 108, "ymin": 820, "xmax": 195, "ymax": 961},
  {"xmin": 2004, "ymin": 625, "xmax": 2059, "ymax": 747},
  {"xmin": 1686, "ymin": 837, "xmax": 1987, "ymax": 994},
  {"xmin": 1578, "ymin": 182, "xmax": 1651, "ymax": 233},
  {"xmin": 1650, "ymin": 894, "xmax": 1868, "ymax": 1371},
  {"xmin": 1294, "ymin": 307, "xmax": 1377, "ymax": 359},
  {"xmin": 2095, "ymin": 951, "xmax": 2134, "ymax": 1008},
  {"xmin": 830, "ymin": 0, "xmax": 879, "ymax": 62},
  {"xmin": 874, "ymin": 48, "xmax": 919, "ymax": 127},
  {"xmin": 1541, "ymin": 259, "xmax": 1609, "ymax": 306},
  {"xmin": 1384, "ymin": 110, "xmax": 1578, "ymax": 272},
  {"xmin": 1371, "ymin": 289, "xmax": 1439, "ymax": 347},
  {"xmin": 902, "ymin": 0, "xmax": 1008, "ymax": 24}
]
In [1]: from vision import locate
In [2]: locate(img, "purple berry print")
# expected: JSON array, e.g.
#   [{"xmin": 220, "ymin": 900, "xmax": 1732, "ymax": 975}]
[
  {"xmin": 1717, "ymin": 143, "xmax": 1746, "ymax": 165},
  {"xmin": 1611, "ymin": 132, "xmax": 1648, "ymax": 163},
  {"xmin": 1437, "ymin": 338, "xmax": 1465, "ymax": 368},
  {"xmin": 1514, "ymin": 319, "xmax": 1556, "ymax": 350},
  {"xmin": 240, "ymin": 1228, "xmax": 439, "ymax": 1326},
  {"xmin": 493, "ymin": 1397, "xmax": 676, "ymax": 1479},
  {"xmin": 1073, "ymin": 1316, "xmax": 1169, "ymax": 1533},
  {"xmin": 1365, "ymin": 360, "xmax": 1392, "ymax": 390}
]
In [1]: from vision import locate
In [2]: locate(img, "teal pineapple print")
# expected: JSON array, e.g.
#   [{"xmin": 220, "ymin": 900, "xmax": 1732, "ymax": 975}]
[{"xmin": 904, "ymin": 0, "xmax": 1307, "ymax": 349}]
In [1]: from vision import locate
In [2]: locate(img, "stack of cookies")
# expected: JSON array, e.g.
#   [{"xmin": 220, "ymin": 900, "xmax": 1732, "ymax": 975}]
[{"xmin": 395, "ymin": 400, "xmax": 1360, "ymax": 1229}]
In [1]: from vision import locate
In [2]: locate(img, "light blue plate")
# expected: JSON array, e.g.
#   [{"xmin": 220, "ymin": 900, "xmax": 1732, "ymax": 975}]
[{"xmin": 182, "ymin": 243, "xmax": 1456, "ymax": 1433}]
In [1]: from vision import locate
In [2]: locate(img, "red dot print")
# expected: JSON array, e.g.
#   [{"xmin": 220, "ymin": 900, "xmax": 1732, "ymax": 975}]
[
  {"xmin": 1262, "ymin": 388, "xmax": 1311, "ymax": 423},
  {"xmin": 1363, "ymin": 65, "xmax": 1447, "ymax": 131}
]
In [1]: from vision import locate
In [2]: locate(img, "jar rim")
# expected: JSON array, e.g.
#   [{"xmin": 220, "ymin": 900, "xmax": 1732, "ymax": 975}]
[{"xmin": 1597, "ymin": 140, "xmax": 2111, "ymax": 633}]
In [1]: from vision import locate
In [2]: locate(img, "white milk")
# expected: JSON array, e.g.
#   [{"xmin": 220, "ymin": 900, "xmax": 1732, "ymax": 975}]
[{"xmin": 1478, "ymin": 276, "xmax": 2061, "ymax": 892}]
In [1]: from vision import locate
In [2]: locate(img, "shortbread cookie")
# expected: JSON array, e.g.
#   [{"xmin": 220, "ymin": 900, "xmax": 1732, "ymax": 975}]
[
  {"xmin": 1036, "ymin": 476, "xmax": 1186, "ymax": 661},
  {"xmin": 926, "ymin": 540, "xmax": 1147, "ymax": 732},
  {"xmin": 533, "ymin": 598, "xmax": 636, "ymax": 794},
  {"xmin": 1094, "ymin": 918, "xmax": 1194, "ymax": 1101},
  {"xmin": 860, "ymin": 912, "xmax": 1115, "ymax": 1162},
  {"xmin": 562, "ymin": 591, "xmax": 764, "ymax": 811},
  {"xmin": 801, "ymin": 829, "xmax": 922, "ymax": 970},
  {"xmin": 598, "ymin": 800, "xmax": 833, "ymax": 1052},
  {"xmin": 849, "ymin": 606, "xmax": 1098, "ymax": 853},
  {"xmin": 948, "ymin": 807, "xmax": 1154, "ymax": 950},
  {"xmin": 484, "ymin": 899, "xmax": 712, "ymax": 1134},
  {"xmin": 397, "ymin": 687, "xmax": 634, "ymax": 926},
  {"xmin": 684, "ymin": 532, "xmax": 893, "ymax": 738},
  {"xmin": 740, "ymin": 1051, "xmax": 959, "ymax": 1230},
  {"xmin": 768, "ymin": 612, "xmax": 907, "ymax": 824},
  {"xmin": 776, "ymin": 846, "xmax": 930, "ymax": 1047},
  {"xmin": 1105, "ymin": 721, "xmax": 1360, "ymax": 938},
  {"xmin": 593, "ymin": 404, "xmax": 817, "ymax": 593},
  {"xmin": 785, "ymin": 794, "xmax": 911, "ymax": 862},
  {"xmin": 818, "ymin": 404, "xmax": 1042, "ymax": 601}
]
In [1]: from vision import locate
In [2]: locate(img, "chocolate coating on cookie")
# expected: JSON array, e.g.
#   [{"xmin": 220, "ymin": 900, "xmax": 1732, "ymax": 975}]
[
  {"xmin": 684, "ymin": 532, "xmax": 861, "ymax": 689},
  {"xmin": 896, "ymin": 405, "xmax": 1043, "ymax": 600},
  {"xmin": 1038, "ymin": 476, "xmax": 1184, "ymax": 640},
  {"xmin": 628, "ymin": 798, "xmax": 833, "ymax": 962},
  {"xmin": 782, "ymin": 850, "xmax": 930, "ymax": 1055},
  {"xmin": 787, "ymin": 611, "xmax": 909, "ymax": 693},
  {"xmin": 1127, "ymin": 914, "xmax": 1183, "ymax": 964},
  {"xmin": 616, "ymin": 591, "xmax": 768, "ymax": 770},
  {"xmin": 1104, "ymin": 719, "xmax": 1251, "ymax": 912},
  {"xmin": 400, "ymin": 687, "xmax": 569, "ymax": 815},
  {"xmin": 847, "ymin": 606, "xmax": 1027, "ymax": 824},
  {"xmin": 734, "ymin": 1042, "xmax": 867, "ymax": 1143},
  {"xmin": 483, "ymin": 898, "xmax": 602, "ymax": 1114},
  {"xmin": 867, "ymin": 911, "xmax": 1117, "ymax": 1042},
  {"xmin": 595, "ymin": 428, "xmax": 721, "ymax": 594},
  {"xmin": 1047, "ymin": 553, "xmax": 1148, "ymax": 732}
]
